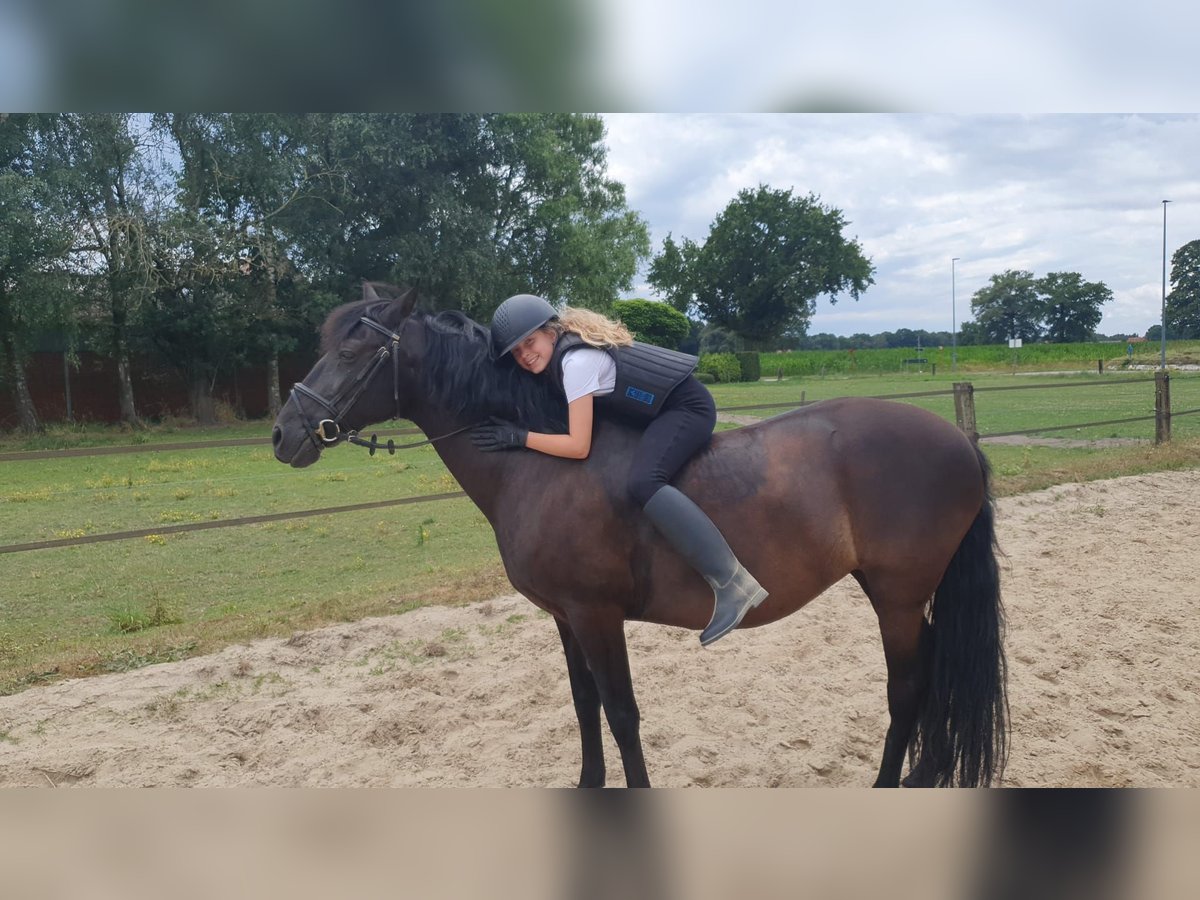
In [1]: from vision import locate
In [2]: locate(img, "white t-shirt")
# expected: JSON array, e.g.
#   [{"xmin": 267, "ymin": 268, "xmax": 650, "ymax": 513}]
[{"xmin": 561, "ymin": 346, "xmax": 617, "ymax": 403}]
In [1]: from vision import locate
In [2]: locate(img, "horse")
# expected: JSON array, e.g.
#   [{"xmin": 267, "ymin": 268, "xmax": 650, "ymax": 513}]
[{"xmin": 271, "ymin": 283, "xmax": 1009, "ymax": 788}]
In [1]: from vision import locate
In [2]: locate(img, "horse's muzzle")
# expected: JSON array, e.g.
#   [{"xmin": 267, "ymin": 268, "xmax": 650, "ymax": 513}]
[{"xmin": 273, "ymin": 423, "xmax": 320, "ymax": 468}]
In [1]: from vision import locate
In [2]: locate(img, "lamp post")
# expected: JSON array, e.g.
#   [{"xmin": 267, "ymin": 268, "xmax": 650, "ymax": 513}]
[
  {"xmin": 951, "ymin": 257, "xmax": 960, "ymax": 372},
  {"xmin": 1161, "ymin": 200, "xmax": 1171, "ymax": 369}
]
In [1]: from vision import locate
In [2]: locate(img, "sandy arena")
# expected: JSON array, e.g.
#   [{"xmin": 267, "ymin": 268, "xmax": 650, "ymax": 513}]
[{"xmin": 2, "ymin": 469, "xmax": 1197, "ymax": 787}]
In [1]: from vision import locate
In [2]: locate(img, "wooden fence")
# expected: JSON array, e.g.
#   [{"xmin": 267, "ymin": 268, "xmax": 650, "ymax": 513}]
[
  {"xmin": 0, "ymin": 351, "xmax": 312, "ymax": 428},
  {"xmin": 3, "ymin": 372, "xmax": 1197, "ymax": 555}
]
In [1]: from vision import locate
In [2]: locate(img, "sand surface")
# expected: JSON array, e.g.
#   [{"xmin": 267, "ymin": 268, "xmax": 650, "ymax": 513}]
[{"xmin": 2, "ymin": 469, "xmax": 1197, "ymax": 787}]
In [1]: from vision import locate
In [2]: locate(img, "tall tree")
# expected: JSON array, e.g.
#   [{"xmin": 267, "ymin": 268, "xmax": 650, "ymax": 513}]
[
  {"xmin": 141, "ymin": 206, "xmax": 257, "ymax": 425},
  {"xmin": 648, "ymin": 185, "xmax": 874, "ymax": 343},
  {"xmin": 0, "ymin": 115, "xmax": 75, "ymax": 431},
  {"xmin": 1036, "ymin": 271, "xmax": 1111, "ymax": 343},
  {"xmin": 646, "ymin": 233, "xmax": 701, "ymax": 316},
  {"xmin": 301, "ymin": 114, "xmax": 649, "ymax": 316},
  {"xmin": 45, "ymin": 114, "xmax": 162, "ymax": 427},
  {"xmin": 481, "ymin": 114, "xmax": 649, "ymax": 311},
  {"xmin": 1165, "ymin": 239, "xmax": 1200, "ymax": 339},
  {"xmin": 969, "ymin": 270, "xmax": 1043, "ymax": 344},
  {"xmin": 154, "ymin": 113, "xmax": 336, "ymax": 418}
]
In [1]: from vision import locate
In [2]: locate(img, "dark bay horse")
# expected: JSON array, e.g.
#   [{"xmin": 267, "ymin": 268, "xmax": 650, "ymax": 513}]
[{"xmin": 272, "ymin": 283, "xmax": 1008, "ymax": 787}]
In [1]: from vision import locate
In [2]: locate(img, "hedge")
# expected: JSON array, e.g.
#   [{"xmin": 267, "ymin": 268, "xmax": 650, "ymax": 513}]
[
  {"xmin": 736, "ymin": 351, "xmax": 761, "ymax": 382},
  {"xmin": 698, "ymin": 353, "xmax": 744, "ymax": 383}
]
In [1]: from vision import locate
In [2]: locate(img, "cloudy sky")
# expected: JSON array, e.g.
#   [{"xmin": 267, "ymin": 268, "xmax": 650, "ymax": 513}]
[{"xmin": 602, "ymin": 114, "xmax": 1200, "ymax": 338}]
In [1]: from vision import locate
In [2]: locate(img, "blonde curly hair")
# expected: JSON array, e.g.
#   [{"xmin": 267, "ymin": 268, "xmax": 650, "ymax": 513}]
[{"xmin": 549, "ymin": 307, "xmax": 634, "ymax": 348}]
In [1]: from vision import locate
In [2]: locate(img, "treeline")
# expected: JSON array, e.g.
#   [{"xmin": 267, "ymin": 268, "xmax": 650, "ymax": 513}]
[
  {"xmin": 762, "ymin": 340, "xmax": 1184, "ymax": 379},
  {"xmin": 784, "ymin": 327, "xmax": 1139, "ymax": 352},
  {"xmin": 0, "ymin": 113, "xmax": 650, "ymax": 431}
]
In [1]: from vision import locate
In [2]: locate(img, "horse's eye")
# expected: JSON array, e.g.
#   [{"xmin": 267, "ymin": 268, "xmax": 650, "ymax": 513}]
[{"xmin": 338, "ymin": 349, "xmax": 356, "ymax": 361}]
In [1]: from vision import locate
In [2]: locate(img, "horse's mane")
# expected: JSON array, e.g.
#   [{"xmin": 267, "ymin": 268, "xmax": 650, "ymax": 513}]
[
  {"xmin": 320, "ymin": 297, "xmax": 567, "ymax": 432},
  {"xmin": 421, "ymin": 310, "xmax": 568, "ymax": 432}
]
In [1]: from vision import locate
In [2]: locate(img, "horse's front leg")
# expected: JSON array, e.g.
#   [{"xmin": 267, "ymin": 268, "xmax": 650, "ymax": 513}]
[
  {"xmin": 566, "ymin": 606, "xmax": 649, "ymax": 788},
  {"xmin": 556, "ymin": 617, "xmax": 606, "ymax": 788}
]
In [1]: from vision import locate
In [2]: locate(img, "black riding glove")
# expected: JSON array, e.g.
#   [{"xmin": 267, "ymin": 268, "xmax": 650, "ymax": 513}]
[{"xmin": 470, "ymin": 416, "xmax": 528, "ymax": 452}]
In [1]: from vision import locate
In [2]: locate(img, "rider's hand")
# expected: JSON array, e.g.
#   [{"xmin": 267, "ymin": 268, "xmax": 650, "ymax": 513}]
[{"xmin": 470, "ymin": 416, "xmax": 528, "ymax": 452}]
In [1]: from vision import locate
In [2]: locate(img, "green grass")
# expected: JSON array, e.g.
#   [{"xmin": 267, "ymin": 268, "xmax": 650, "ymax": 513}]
[
  {"xmin": 3, "ymin": 369, "xmax": 1199, "ymax": 695},
  {"xmin": 0, "ymin": 443, "xmax": 460, "ymax": 547},
  {"xmin": 707, "ymin": 371, "xmax": 1200, "ymax": 442},
  {"xmin": 2, "ymin": 501, "xmax": 512, "ymax": 694},
  {"xmin": 0, "ymin": 418, "xmax": 279, "ymax": 453}
]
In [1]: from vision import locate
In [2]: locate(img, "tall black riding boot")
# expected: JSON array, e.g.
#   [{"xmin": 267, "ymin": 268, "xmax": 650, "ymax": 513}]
[{"xmin": 642, "ymin": 486, "xmax": 768, "ymax": 646}]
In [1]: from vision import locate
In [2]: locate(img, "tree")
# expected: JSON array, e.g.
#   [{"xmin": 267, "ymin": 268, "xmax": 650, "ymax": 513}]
[
  {"xmin": 1037, "ymin": 271, "xmax": 1111, "ymax": 343},
  {"xmin": 969, "ymin": 270, "xmax": 1043, "ymax": 344},
  {"xmin": 646, "ymin": 233, "xmax": 701, "ymax": 316},
  {"xmin": 298, "ymin": 114, "xmax": 649, "ymax": 317},
  {"xmin": 1165, "ymin": 239, "xmax": 1200, "ymax": 339},
  {"xmin": 956, "ymin": 320, "xmax": 988, "ymax": 346},
  {"xmin": 485, "ymin": 114, "xmax": 649, "ymax": 311},
  {"xmin": 154, "ymin": 113, "xmax": 336, "ymax": 418},
  {"xmin": 648, "ymin": 184, "xmax": 874, "ymax": 343},
  {"xmin": 699, "ymin": 325, "xmax": 738, "ymax": 354},
  {"xmin": 611, "ymin": 298, "xmax": 690, "ymax": 349},
  {"xmin": 0, "ymin": 115, "xmax": 76, "ymax": 431},
  {"xmin": 44, "ymin": 114, "xmax": 163, "ymax": 427}
]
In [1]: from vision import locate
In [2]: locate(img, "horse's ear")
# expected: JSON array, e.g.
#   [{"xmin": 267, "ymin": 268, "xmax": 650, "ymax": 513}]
[
  {"xmin": 362, "ymin": 281, "xmax": 381, "ymax": 303},
  {"xmin": 397, "ymin": 286, "xmax": 418, "ymax": 319}
]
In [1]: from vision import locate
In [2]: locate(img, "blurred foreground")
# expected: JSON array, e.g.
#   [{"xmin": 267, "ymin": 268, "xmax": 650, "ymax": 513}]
[{"xmin": 1, "ymin": 790, "xmax": 1194, "ymax": 899}]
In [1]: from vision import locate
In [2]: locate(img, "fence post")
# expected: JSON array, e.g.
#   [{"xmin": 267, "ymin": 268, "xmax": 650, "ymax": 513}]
[
  {"xmin": 1155, "ymin": 370, "xmax": 1171, "ymax": 444},
  {"xmin": 63, "ymin": 352, "xmax": 74, "ymax": 422},
  {"xmin": 953, "ymin": 382, "xmax": 978, "ymax": 443},
  {"xmin": 1098, "ymin": 358, "xmax": 1103, "ymax": 375}
]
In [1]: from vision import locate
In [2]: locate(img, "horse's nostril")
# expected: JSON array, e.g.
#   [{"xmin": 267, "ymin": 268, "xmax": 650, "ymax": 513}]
[{"xmin": 272, "ymin": 425, "xmax": 282, "ymax": 449}]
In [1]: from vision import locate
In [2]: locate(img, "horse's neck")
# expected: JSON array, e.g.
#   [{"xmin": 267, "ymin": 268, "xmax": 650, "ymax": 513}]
[{"xmin": 407, "ymin": 404, "xmax": 508, "ymax": 519}]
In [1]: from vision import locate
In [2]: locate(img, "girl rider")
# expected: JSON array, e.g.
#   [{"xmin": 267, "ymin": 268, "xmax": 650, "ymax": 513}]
[{"xmin": 471, "ymin": 293, "xmax": 767, "ymax": 646}]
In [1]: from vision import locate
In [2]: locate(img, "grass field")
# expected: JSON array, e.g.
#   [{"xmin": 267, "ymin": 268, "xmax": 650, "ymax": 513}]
[{"xmin": 3, "ymin": 368, "xmax": 1200, "ymax": 695}]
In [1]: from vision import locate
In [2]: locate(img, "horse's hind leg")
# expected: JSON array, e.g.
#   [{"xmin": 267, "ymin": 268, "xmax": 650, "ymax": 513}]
[
  {"xmin": 556, "ymin": 617, "xmax": 606, "ymax": 788},
  {"xmin": 566, "ymin": 607, "xmax": 650, "ymax": 788},
  {"xmin": 854, "ymin": 571, "xmax": 932, "ymax": 788}
]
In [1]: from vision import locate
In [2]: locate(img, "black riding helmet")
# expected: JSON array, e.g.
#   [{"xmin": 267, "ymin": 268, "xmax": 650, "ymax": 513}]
[{"xmin": 490, "ymin": 294, "xmax": 558, "ymax": 360}]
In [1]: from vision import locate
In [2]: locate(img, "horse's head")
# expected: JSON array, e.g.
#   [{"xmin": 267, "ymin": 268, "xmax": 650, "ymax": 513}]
[{"xmin": 272, "ymin": 282, "xmax": 422, "ymax": 468}]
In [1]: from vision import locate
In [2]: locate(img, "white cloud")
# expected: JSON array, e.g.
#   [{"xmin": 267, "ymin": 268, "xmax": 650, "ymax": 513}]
[{"xmin": 604, "ymin": 113, "xmax": 1200, "ymax": 337}]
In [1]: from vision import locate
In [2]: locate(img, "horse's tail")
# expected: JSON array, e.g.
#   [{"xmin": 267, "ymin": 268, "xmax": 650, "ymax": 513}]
[{"xmin": 910, "ymin": 444, "xmax": 1009, "ymax": 787}]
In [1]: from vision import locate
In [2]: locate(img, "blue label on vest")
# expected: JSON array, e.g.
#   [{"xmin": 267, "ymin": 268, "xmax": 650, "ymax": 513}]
[{"xmin": 625, "ymin": 386, "xmax": 656, "ymax": 405}]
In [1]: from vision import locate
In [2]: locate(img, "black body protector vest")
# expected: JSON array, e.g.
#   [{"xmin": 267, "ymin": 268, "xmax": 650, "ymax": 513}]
[{"xmin": 549, "ymin": 333, "xmax": 699, "ymax": 423}]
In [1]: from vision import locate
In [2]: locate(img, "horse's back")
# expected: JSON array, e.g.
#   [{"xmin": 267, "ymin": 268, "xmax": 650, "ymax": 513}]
[
  {"xmin": 689, "ymin": 396, "xmax": 978, "ymax": 497},
  {"xmin": 678, "ymin": 397, "xmax": 985, "ymax": 580}
]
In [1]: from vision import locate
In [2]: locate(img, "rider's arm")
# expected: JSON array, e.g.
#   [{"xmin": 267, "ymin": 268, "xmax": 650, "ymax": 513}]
[{"xmin": 524, "ymin": 394, "xmax": 594, "ymax": 459}]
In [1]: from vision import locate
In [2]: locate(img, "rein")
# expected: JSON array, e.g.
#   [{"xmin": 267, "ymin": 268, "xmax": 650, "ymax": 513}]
[
  {"xmin": 288, "ymin": 316, "xmax": 481, "ymax": 456},
  {"xmin": 344, "ymin": 422, "xmax": 480, "ymax": 455}
]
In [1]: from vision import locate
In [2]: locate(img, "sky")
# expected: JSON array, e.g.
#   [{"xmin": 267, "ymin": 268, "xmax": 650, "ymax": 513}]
[{"xmin": 602, "ymin": 114, "xmax": 1200, "ymax": 338}]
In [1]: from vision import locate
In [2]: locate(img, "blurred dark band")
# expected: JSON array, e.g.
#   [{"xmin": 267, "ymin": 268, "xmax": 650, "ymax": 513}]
[
  {"xmin": 4, "ymin": 0, "xmax": 603, "ymax": 111},
  {"xmin": 1, "ymin": 789, "xmax": 1196, "ymax": 900},
  {"xmin": 5, "ymin": 1, "xmax": 1199, "ymax": 111}
]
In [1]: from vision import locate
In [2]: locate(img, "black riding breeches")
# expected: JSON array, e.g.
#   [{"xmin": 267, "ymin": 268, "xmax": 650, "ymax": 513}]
[{"xmin": 626, "ymin": 376, "xmax": 717, "ymax": 508}]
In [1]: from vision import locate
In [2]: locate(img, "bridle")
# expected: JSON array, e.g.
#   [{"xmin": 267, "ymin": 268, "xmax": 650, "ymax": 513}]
[{"xmin": 288, "ymin": 316, "xmax": 477, "ymax": 455}]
